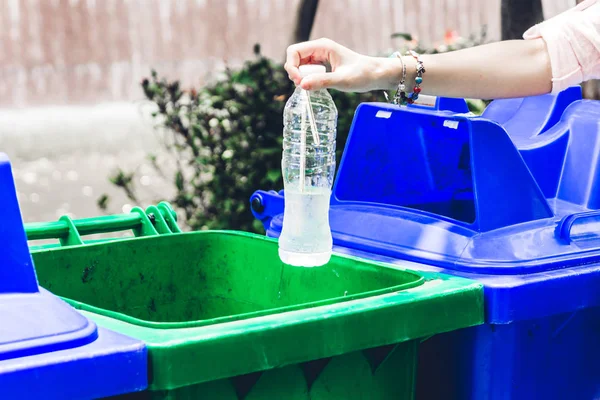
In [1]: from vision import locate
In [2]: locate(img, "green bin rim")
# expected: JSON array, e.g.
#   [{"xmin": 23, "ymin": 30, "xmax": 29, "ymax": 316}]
[
  {"xmin": 59, "ymin": 230, "xmax": 425, "ymax": 329},
  {"xmin": 35, "ymin": 230, "xmax": 427, "ymax": 329}
]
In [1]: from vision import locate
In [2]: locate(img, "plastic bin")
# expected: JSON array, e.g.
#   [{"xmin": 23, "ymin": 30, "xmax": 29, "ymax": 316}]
[
  {"xmin": 252, "ymin": 89, "xmax": 600, "ymax": 400},
  {"xmin": 26, "ymin": 215, "xmax": 483, "ymax": 399},
  {"xmin": 0, "ymin": 153, "xmax": 147, "ymax": 399}
]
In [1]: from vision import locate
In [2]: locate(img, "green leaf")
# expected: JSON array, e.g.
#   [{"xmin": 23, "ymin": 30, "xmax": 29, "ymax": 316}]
[
  {"xmin": 175, "ymin": 171, "xmax": 185, "ymax": 191},
  {"xmin": 257, "ymin": 147, "xmax": 281, "ymax": 156},
  {"xmin": 97, "ymin": 194, "xmax": 109, "ymax": 211},
  {"xmin": 266, "ymin": 169, "xmax": 282, "ymax": 183},
  {"xmin": 391, "ymin": 32, "xmax": 412, "ymax": 41},
  {"xmin": 466, "ymin": 99, "xmax": 487, "ymax": 115}
]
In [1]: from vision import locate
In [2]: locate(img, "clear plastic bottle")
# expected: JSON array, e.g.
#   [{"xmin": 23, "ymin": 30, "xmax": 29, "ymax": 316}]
[{"xmin": 279, "ymin": 64, "xmax": 338, "ymax": 267}]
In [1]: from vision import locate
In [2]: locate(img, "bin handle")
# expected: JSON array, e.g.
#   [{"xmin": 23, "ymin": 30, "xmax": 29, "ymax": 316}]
[
  {"xmin": 556, "ymin": 210, "xmax": 600, "ymax": 244},
  {"xmin": 250, "ymin": 190, "xmax": 285, "ymax": 231},
  {"xmin": 25, "ymin": 201, "xmax": 181, "ymax": 247}
]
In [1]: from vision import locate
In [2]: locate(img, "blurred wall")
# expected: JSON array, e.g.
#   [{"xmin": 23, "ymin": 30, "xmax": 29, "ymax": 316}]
[{"xmin": 0, "ymin": 0, "xmax": 575, "ymax": 108}]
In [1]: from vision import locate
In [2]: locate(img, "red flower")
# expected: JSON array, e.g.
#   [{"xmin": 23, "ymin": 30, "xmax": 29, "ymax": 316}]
[{"xmin": 444, "ymin": 30, "xmax": 460, "ymax": 45}]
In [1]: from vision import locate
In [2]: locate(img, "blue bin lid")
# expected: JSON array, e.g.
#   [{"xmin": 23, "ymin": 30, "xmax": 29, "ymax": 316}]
[
  {"xmin": 0, "ymin": 154, "xmax": 147, "ymax": 398},
  {"xmin": 481, "ymin": 85, "xmax": 582, "ymax": 138},
  {"xmin": 266, "ymin": 96, "xmax": 600, "ymax": 275},
  {"xmin": 0, "ymin": 289, "xmax": 98, "ymax": 361},
  {"xmin": 0, "ymin": 153, "xmax": 98, "ymax": 360}
]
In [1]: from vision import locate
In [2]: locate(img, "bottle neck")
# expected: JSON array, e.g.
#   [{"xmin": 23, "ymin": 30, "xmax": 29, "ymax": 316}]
[{"xmin": 295, "ymin": 86, "xmax": 329, "ymax": 99}]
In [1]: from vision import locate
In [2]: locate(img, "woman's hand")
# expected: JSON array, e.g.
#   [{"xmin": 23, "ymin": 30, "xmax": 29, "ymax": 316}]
[{"xmin": 284, "ymin": 38, "xmax": 401, "ymax": 92}]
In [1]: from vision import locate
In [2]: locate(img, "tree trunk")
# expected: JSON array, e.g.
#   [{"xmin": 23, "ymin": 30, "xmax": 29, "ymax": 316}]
[
  {"xmin": 291, "ymin": 0, "xmax": 320, "ymax": 44},
  {"xmin": 501, "ymin": 0, "xmax": 544, "ymax": 40}
]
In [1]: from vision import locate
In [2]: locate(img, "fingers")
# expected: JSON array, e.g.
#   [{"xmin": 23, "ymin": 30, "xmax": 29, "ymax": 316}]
[
  {"xmin": 299, "ymin": 71, "xmax": 345, "ymax": 91},
  {"xmin": 285, "ymin": 38, "xmax": 337, "ymax": 85}
]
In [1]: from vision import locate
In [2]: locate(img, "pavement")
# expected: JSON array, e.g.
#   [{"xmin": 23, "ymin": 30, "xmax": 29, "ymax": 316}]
[{"xmin": 0, "ymin": 102, "xmax": 177, "ymax": 232}]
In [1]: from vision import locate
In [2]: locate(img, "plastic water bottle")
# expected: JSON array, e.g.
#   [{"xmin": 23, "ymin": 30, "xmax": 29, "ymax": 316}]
[{"xmin": 279, "ymin": 64, "xmax": 338, "ymax": 267}]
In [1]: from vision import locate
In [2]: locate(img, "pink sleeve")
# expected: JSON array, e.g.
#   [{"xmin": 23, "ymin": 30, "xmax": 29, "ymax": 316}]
[{"xmin": 523, "ymin": 0, "xmax": 600, "ymax": 94}]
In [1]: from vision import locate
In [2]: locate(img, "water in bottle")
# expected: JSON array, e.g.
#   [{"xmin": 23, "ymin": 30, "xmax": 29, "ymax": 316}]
[{"xmin": 279, "ymin": 64, "xmax": 338, "ymax": 267}]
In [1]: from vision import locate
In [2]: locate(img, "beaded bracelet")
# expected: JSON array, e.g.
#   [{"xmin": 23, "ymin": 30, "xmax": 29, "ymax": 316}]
[
  {"xmin": 402, "ymin": 50, "xmax": 426, "ymax": 105},
  {"xmin": 387, "ymin": 50, "xmax": 425, "ymax": 106}
]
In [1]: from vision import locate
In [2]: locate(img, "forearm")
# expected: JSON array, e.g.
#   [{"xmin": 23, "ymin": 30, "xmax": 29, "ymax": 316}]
[{"xmin": 377, "ymin": 39, "xmax": 553, "ymax": 99}]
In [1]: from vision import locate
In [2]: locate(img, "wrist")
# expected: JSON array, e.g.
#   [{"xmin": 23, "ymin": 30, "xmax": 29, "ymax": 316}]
[
  {"xmin": 372, "ymin": 57, "xmax": 401, "ymax": 90},
  {"xmin": 374, "ymin": 56, "xmax": 418, "ymax": 92}
]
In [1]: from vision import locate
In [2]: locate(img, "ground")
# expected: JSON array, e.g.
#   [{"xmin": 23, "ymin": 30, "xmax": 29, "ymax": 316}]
[{"xmin": 0, "ymin": 102, "xmax": 176, "ymax": 229}]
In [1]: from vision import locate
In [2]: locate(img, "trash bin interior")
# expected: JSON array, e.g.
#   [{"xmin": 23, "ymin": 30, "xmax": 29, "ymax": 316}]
[{"xmin": 32, "ymin": 231, "xmax": 424, "ymax": 327}]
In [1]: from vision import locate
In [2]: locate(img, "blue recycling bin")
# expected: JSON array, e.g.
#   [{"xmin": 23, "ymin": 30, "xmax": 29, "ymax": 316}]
[
  {"xmin": 251, "ymin": 87, "xmax": 600, "ymax": 400},
  {"xmin": 0, "ymin": 154, "xmax": 147, "ymax": 399}
]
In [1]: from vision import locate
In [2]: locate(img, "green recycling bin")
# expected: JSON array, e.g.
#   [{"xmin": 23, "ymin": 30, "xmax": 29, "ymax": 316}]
[{"xmin": 26, "ymin": 207, "xmax": 483, "ymax": 400}]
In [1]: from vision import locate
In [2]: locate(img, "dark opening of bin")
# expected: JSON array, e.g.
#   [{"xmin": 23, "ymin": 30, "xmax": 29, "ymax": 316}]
[{"xmin": 334, "ymin": 111, "xmax": 476, "ymax": 224}]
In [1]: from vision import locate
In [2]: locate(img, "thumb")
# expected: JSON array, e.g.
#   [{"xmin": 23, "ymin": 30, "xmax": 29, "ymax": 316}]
[{"xmin": 300, "ymin": 71, "xmax": 345, "ymax": 91}]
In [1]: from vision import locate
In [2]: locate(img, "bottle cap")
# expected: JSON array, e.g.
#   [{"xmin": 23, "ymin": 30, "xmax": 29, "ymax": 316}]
[{"xmin": 299, "ymin": 64, "xmax": 326, "ymax": 78}]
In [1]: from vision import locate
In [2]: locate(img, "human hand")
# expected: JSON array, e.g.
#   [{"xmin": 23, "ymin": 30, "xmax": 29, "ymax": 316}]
[{"xmin": 284, "ymin": 38, "xmax": 399, "ymax": 92}]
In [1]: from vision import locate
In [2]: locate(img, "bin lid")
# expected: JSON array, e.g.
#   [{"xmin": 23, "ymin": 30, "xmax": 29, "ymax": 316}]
[
  {"xmin": 0, "ymin": 153, "xmax": 100, "ymax": 360},
  {"xmin": 269, "ymin": 99, "xmax": 600, "ymax": 275},
  {"xmin": 0, "ymin": 153, "xmax": 147, "ymax": 398},
  {"xmin": 481, "ymin": 85, "xmax": 582, "ymax": 139},
  {"xmin": 0, "ymin": 290, "xmax": 99, "ymax": 361}
]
